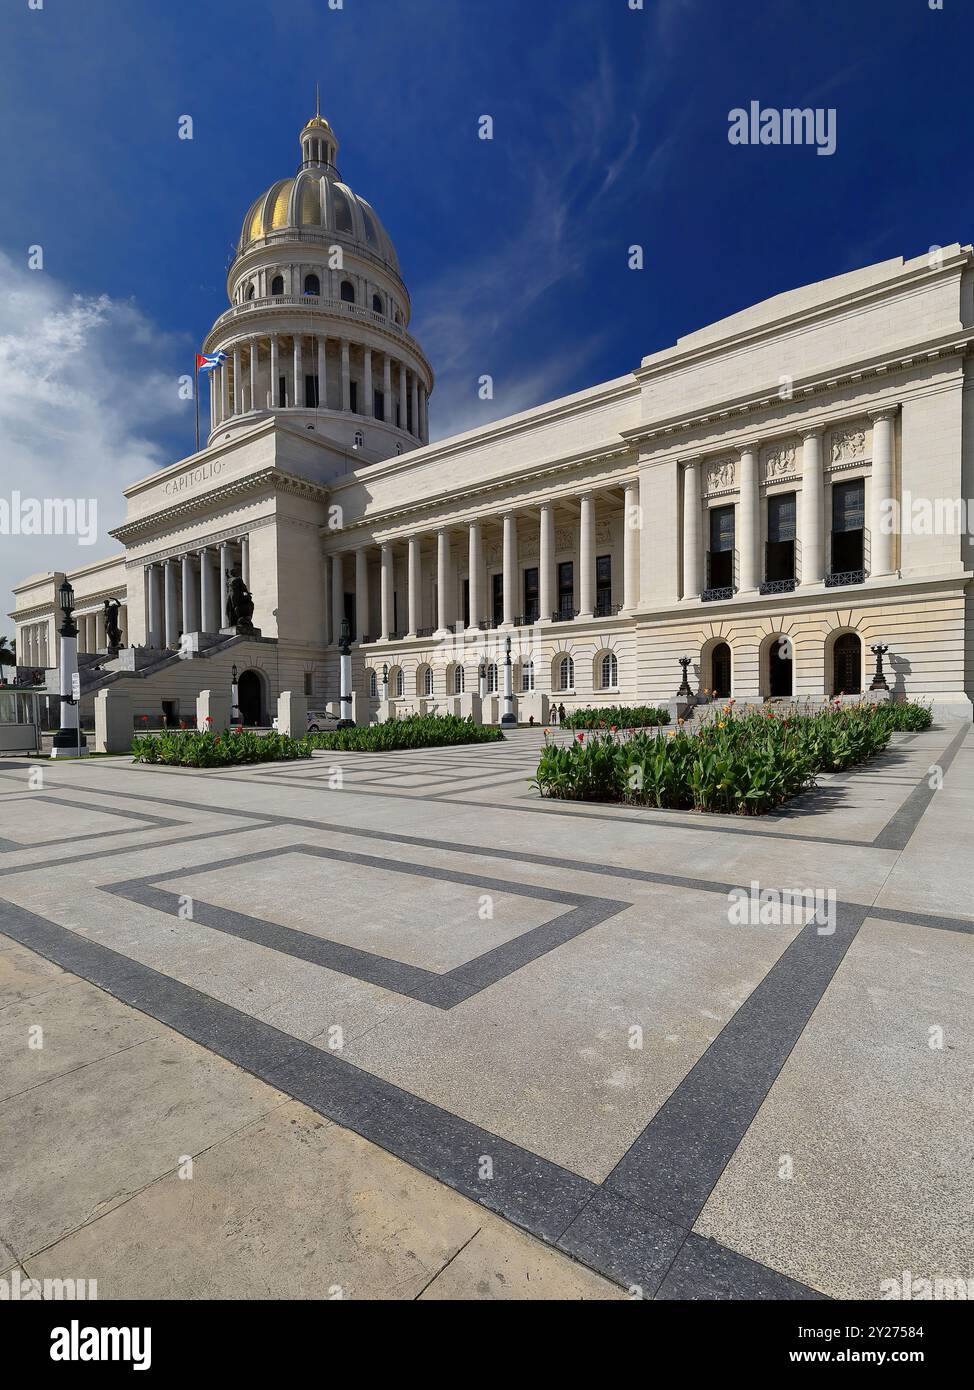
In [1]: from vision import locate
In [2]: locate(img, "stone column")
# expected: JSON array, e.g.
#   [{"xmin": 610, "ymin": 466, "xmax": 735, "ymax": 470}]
[
  {"xmin": 164, "ymin": 559, "xmax": 179, "ymax": 647},
  {"xmin": 293, "ymin": 334, "xmax": 303, "ymax": 408},
  {"xmin": 341, "ymin": 340, "xmax": 351, "ymax": 411},
  {"xmin": 232, "ymin": 345, "xmax": 242, "ymax": 416},
  {"xmin": 502, "ymin": 512, "xmax": 516, "ymax": 626},
  {"xmin": 240, "ymin": 536, "xmax": 250, "ymax": 588},
  {"xmin": 249, "ymin": 339, "xmax": 259, "ymax": 412},
  {"xmin": 219, "ymin": 542, "xmax": 231, "ymax": 628},
  {"xmin": 201, "ymin": 549, "xmax": 218, "ymax": 632},
  {"xmin": 467, "ymin": 520, "xmax": 482, "ymax": 628},
  {"xmin": 95, "ymin": 608, "xmax": 107, "ymax": 651},
  {"xmin": 355, "ymin": 547, "xmax": 370, "ymax": 642},
  {"xmin": 399, "ymin": 363, "xmax": 408, "ymax": 431},
  {"xmin": 407, "ymin": 536, "xmax": 421, "ymax": 636},
  {"xmin": 419, "ymin": 386, "xmax": 428, "ymax": 444},
  {"xmin": 380, "ymin": 543, "xmax": 394, "ymax": 637},
  {"xmin": 436, "ymin": 529, "xmax": 450, "ymax": 632},
  {"xmin": 220, "ymin": 360, "xmax": 229, "ymax": 423},
  {"xmin": 737, "ymin": 442, "xmax": 760, "ymax": 592},
  {"xmin": 363, "ymin": 347, "xmax": 373, "ymax": 417},
  {"xmin": 411, "ymin": 375, "xmax": 420, "ymax": 439},
  {"xmin": 870, "ymin": 408, "xmax": 897, "ymax": 577},
  {"xmin": 148, "ymin": 566, "xmax": 163, "ymax": 648},
  {"xmin": 682, "ymin": 459, "xmax": 702, "ymax": 600},
  {"xmin": 181, "ymin": 554, "xmax": 196, "ymax": 635},
  {"xmin": 270, "ymin": 334, "xmax": 279, "ymax": 408},
  {"xmin": 383, "ymin": 355, "xmax": 392, "ymax": 422},
  {"xmin": 331, "ymin": 553, "xmax": 344, "ymax": 645},
  {"xmin": 800, "ymin": 426, "xmax": 825, "ymax": 584},
  {"xmin": 317, "ymin": 335, "xmax": 327, "ymax": 409},
  {"xmin": 623, "ymin": 479, "xmax": 640, "ymax": 610},
  {"xmin": 579, "ymin": 492, "xmax": 596, "ymax": 617},
  {"xmin": 539, "ymin": 503, "xmax": 555, "ymax": 621}
]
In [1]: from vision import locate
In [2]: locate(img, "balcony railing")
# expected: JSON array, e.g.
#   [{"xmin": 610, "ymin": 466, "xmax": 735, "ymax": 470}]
[
  {"xmin": 824, "ymin": 569, "xmax": 866, "ymax": 589},
  {"xmin": 701, "ymin": 586, "xmax": 735, "ymax": 603},
  {"xmin": 513, "ymin": 613, "xmax": 538, "ymax": 627},
  {"xmin": 206, "ymin": 294, "xmax": 427, "ymax": 362},
  {"xmin": 759, "ymin": 577, "xmax": 798, "ymax": 594},
  {"xmin": 416, "ymin": 626, "xmax": 435, "ymax": 638},
  {"xmin": 478, "ymin": 618, "xmax": 498, "ymax": 631},
  {"xmin": 551, "ymin": 607, "xmax": 578, "ymax": 623},
  {"xmin": 595, "ymin": 599, "xmax": 622, "ymax": 617}
]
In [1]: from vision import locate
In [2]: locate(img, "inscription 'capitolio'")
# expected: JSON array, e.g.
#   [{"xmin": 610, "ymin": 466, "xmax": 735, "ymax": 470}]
[{"xmin": 164, "ymin": 460, "xmax": 224, "ymax": 497}]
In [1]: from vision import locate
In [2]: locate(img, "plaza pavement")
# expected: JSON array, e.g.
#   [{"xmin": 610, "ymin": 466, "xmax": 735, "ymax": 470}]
[{"xmin": 0, "ymin": 723, "xmax": 971, "ymax": 1300}]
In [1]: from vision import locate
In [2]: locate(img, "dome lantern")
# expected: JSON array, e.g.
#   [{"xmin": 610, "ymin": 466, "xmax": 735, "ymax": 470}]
[{"xmin": 300, "ymin": 85, "xmax": 339, "ymax": 171}]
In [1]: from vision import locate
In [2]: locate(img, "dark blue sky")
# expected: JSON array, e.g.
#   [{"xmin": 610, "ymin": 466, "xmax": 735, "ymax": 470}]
[{"xmin": 2, "ymin": 0, "xmax": 972, "ymax": 457}]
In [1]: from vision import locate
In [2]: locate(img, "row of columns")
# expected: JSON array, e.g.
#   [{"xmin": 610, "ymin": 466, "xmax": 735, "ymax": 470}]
[
  {"xmin": 330, "ymin": 484, "xmax": 641, "ymax": 644},
  {"xmin": 681, "ymin": 410, "xmax": 897, "ymax": 599},
  {"xmin": 145, "ymin": 537, "xmax": 249, "ymax": 649},
  {"xmin": 209, "ymin": 335, "xmax": 428, "ymax": 442},
  {"xmin": 18, "ymin": 621, "xmax": 52, "ymax": 667},
  {"xmin": 76, "ymin": 607, "xmax": 129, "ymax": 655}
]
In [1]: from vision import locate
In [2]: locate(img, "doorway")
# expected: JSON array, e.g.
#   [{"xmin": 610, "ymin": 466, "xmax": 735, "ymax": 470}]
[
  {"xmin": 237, "ymin": 670, "xmax": 263, "ymax": 726},
  {"xmin": 832, "ymin": 632, "xmax": 862, "ymax": 695},
  {"xmin": 711, "ymin": 643, "xmax": 731, "ymax": 698},
  {"xmin": 768, "ymin": 637, "xmax": 793, "ymax": 697}
]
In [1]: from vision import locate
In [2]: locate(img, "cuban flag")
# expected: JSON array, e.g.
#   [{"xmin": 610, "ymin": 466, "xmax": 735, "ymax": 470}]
[{"xmin": 196, "ymin": 351, "xmax": 227, "ymax": 373}]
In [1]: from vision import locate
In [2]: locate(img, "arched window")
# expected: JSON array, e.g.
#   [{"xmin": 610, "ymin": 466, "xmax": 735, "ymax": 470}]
[
  {"xmin": 558, "ymin": 655, "xmax": 574, "ymax": 691},
  {"xmin": 832, "ymin": 632, "xmax": 862, "ymax": 696},
  {"xmin": 303, "ymin": 273, "xmax": 320, "ymax": 296},
  {"xmin": 340, "ymin": 280, "xmax": 355, "ymax": 303},
  {"xmin": 246, "ymin": 283, "xmax": 256, "ymax": 301},
  {"xmin": 520, "ymin": 660, "xmax": 535, "ymax": 692},
  {"xmin": 422, "ymin": 665, "xmax": 433, "ymax": 696},
  {"xmin": 369, "ymin": 669, "xmax": 377, "ymax": 698},
  {"xmin": 271, "ymin": 274, "xmax": 284, "ymax": 296},
  {"xmin": 390, "ymin": 668, "xmax": 403, "ymax": 698},
  {"xmin": 453, "ymin": 665, "xmax": 465, "ymax": 694},
  {"xmin": 600, "ymin": 652, "xmax": 618, "ymax": 689},
  {"xmin": 372, "ymin": 293, "xmax": 383, "ymax": 315},
  {"xmin": 487, "ymin": 663, "xmax": 498, "ymax": 693},
  {"xmin": 395, "ymin": 443, "xmax": 403, "ymax": 455},
  {"xmin": 354, "ymin": 430, "xmax": 364, "ymax": 448}
]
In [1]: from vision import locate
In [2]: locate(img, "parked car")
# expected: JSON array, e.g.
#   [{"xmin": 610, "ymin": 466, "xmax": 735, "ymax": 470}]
[{"xmin": 271, "ymin": 709, "xmax": 341, "ymax": 733}]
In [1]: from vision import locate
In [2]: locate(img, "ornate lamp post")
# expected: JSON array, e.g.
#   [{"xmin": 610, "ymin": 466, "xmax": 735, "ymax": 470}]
[
  {"xmin": 478, "ymin": 658, "xmax": 488, "ymax": 701},
  {"xmin": 51, "ymin": 579, "xmax": 88, "ymax": 759},
  {"xmin": 501, "ymin": 635, "xmax": 517, "ymax": 725},
  {"xmin": 869, "ymin": 644, "xmax": 890, "ymax": 692},
  {"xmin": 337, "ymin": 618, "xmax": 354, "ymax": 727},
  {"xmin": 676, "ymin": 655, "xmax": 694, "ymax": 700},
  {"xmin": 230, "ymin": 662, "xmax": 240, "ymax": 724},
  {"xmin": 381, "ymin": 662, "xmax": 389, "ymax": 704}
]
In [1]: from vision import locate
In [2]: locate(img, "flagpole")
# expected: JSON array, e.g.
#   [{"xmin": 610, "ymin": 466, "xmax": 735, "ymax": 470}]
[{"xmin": 194, "ymin": 361, "xmax": 200, "ymax": 454}]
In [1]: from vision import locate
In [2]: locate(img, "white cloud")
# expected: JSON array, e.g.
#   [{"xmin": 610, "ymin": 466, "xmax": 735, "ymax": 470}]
[{"xmin": 0, "ymin": 251, "xmax": 188, "ymax": 621}]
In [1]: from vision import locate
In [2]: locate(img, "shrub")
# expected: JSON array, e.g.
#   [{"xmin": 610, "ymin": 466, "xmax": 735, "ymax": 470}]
[
  {"xmin": 307, "ymin": 713, "xmax": 505, "ymax": 752},
  {"xmin": 562, "ymin": 705, "xmax": 670, "ymax": 730},
  {"xmin": 132, "ymin": 727, "xmax": 311, "ymax": 767},
  {"xmin": 533, "ymin": 701, "xmax": 931, "ymax": 816}
]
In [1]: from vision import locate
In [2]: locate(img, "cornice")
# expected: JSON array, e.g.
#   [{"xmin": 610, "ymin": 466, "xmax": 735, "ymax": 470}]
[
  {"xmin": 110, "ymin": 467, "xmax": 330, "ymax": 544},
  {"xmin": 622, "ymin": 330, "xmax": 971, "ymax": 448}
]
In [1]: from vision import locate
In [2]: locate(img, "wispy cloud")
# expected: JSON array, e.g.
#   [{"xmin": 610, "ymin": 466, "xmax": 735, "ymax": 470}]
[{"xmin": 0, "ymin": 251, "xmax": 188, "ymax": 613}]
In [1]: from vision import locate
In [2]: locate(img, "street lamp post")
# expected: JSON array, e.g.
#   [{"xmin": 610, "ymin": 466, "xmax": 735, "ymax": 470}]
[
  {"xmin": 338, "ymin": 618, "xmax": 354, "ymax": 727},
  {"xmin": 677, "ymin": 656, "xmax": 694, "ymax": 700},
  {"xmin": 230, "ymin": 662, "xmax": 240, "ymax": 724},
  {"xmin": 381, "ymin": 662, "xmax": 389, "ymax": 705},
  {"xmin": 51, "ymin": 579, "xmax": 88, "ymax": 759},
  {"xmin": 478, "ymin": 659, "xmax": 487, "ymax": 701},
  {"xmin": 501, "ymin": 635, "xmax": 517, "ymax": 725},
  {"xmin": 869, "ymin": 644, "xmax": 890, "ymax": 692}
]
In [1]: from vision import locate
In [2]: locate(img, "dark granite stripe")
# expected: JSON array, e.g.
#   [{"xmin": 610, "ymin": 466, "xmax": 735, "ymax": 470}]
[
  {"xmin": 872, "ymin": 723, "xmax": 968, "ymax": 850},
  {"xmin": 656, "ymin": 1233, "xmax": 828, "ymax": 1300}
]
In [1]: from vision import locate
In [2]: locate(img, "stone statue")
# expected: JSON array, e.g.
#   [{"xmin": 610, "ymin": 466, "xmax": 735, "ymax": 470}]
[
  {"xmin": 225, "ymin": 573, "xmax": 256, "ymax": 634},
  {"xmin": 104, "ymin": 598, "xmax": 122, "ymax": 654}
]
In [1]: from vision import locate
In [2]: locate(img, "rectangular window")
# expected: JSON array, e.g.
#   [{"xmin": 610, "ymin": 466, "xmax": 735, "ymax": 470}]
[
  {"xmin": 707, "ymin": 505, "xmax": 735, "ymax": 590},
  {"xmin": 303, "ymin": 671, "xmax": 314, "ymax": 697},
  {"xmin": 344, "ymin": 593, "xmax": 357, "ymax": 642},
  {"xmin": 831, "ymin": 479, "xmax": 865, "ymax": 574},
  {"xmin": 523, "ymin": 567, "xmax": 538, "ymax": 622},
  {"xmin": 557, "ymin": 560, "xmax": 574, "ymax": 617},
  {"xmin": 374, "ymin": 389, "xmax": 384, "ymax": 420},
  {"xmin": 596, "ymin": 554, "xmax": 612, "ymax": 615},
  {"xmin": 492, "ymin": 573, "xmax": 504, "ymax": 625},
  {"xmin": 278, "ymin": 375, "xmax": 287, "ymax": 408},
  {"xmin": 462, "ymin": 578, "xmax": 470, "ymax": 628},
  {"xmin": 766, "ymin": 492, "xmax": 796, "ymax": 582},
  {"xmin": 306, "ymin": 374, "xmax": 318, "ymax": 407},
  {"xmin": 350, "ymin": 381, "xmax": 358, "ymax": 414}
]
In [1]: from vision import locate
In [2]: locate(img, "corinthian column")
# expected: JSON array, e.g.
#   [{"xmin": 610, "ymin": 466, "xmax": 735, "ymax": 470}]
[
  {"xmin": 502, "ymin": 512, "xmax": 516, "ymax": 626},
  {"xmin": 539, "ymin": 503, "xmax": 554, "ymax": 621},
  {"xmin": 737, "ymin": 442, "xmax": 760, "ymax": 592},
  {"xmin": 869, "ymin": 407, "xmax": 898, "ymax": 578},
  {"xmin": 800, "ymin": 426, "xmax": 825, "ymax": 584},
  {"xmin": 578, "ymin": 492, "xmax": 595, "ymax": 617},
  {"xmin": 682, "ymin": 460, "xmax": 702, "ymax": 600}
]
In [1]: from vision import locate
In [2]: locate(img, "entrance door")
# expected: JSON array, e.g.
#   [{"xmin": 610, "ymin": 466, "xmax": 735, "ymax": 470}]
[
  {"xmin": 237, "ymin": 670, "xmax": 262, "ymax": 726},
  {"xmin": 768, "ymin": 638, "xmax": 793, "ymax": 697},
  {"xmin": 832, "ymin": 632, "xmax": 861, "ymax": 695},
  {"xmin": 711, "ymin": 643, "xmax": 731, "ymax": 698}
]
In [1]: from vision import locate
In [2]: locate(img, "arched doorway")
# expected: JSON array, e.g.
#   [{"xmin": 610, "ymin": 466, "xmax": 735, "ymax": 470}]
[
  {"xmin": 832, "ymin": 632, "xmax": 862, "ymax": 695},
  {"xmin": 237, "ymin": 669, "xmax": 263, "ymax": 726},
  {"xmin": 768, "ymin": 636, "xmax": 793, "ymax": 697},
  {"xmin": 711, "ymin": 642, "xmax": 731, "ymax": 698}
]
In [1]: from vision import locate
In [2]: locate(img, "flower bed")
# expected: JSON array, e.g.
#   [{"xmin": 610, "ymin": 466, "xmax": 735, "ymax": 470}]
[
  {"xmin": 561, "ymin": 704, "xmax": 670, "ymax": 730},
  {"xmin": 131, "ymin": 726, "xmax": 312, "ymax": 767},
  {"xmin": 307, "ymin": 713, "xmax": 505, "ymax": 752},
  {"xmin": 533, "ymin": 701, "xmax": 932, "ymax": 816}
]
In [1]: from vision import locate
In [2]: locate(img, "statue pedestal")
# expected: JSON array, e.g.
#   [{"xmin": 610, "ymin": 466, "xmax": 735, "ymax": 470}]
[{"xmin": 219, "ymin": 627, "xmax": 262, "ymax": 639}]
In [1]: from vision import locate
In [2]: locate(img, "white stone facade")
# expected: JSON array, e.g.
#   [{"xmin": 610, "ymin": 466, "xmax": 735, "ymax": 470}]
[{"xmin": 10, "ymin": 113, "xmax": 974, "ymax": 722}]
